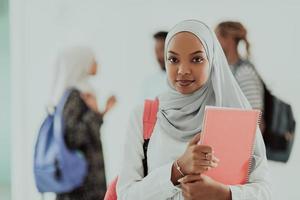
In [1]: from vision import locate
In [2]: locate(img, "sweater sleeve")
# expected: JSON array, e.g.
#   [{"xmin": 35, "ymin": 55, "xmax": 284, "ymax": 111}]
[{"xmin": 235, "ymin": 65, "xmax": 264, "ymax": 111}]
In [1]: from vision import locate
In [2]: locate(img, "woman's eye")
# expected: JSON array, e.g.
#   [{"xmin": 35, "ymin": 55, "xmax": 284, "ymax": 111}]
[
  {"xmin": 168, "ymin": 57, "xmax": 179, "ymax": 63},
  {"xmin": 192, "ymin": 57, "xmax": 204, "ymax": 63}
]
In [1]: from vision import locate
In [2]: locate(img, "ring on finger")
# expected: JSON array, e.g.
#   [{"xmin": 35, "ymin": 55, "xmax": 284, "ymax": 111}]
[{"xmin": 204, "ymin": 152, "xmax": 209, "ymax": 160}]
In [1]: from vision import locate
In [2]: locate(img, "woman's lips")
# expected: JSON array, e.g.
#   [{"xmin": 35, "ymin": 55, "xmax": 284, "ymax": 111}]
[{"xmin": 176, "ymin": 80, "xmax": 195, "ymax": 87}]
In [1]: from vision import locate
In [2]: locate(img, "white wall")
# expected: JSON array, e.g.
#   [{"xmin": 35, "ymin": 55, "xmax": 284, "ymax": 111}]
[{"xmin": 10, "ymin": 0, "xmax": 300, "ymax": 199}]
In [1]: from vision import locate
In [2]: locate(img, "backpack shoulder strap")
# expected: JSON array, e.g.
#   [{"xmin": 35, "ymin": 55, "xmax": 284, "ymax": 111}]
[
  {"xmin": 143, "ymin": 98, "xmax": 159, "ymax": 140},
  {"xmin": 104, "ymin": 99, "xmax": 159, "ymax": 199},
  {"xmin": 142, "ymin": 98, "xmax": 159, "ymax": 176}
]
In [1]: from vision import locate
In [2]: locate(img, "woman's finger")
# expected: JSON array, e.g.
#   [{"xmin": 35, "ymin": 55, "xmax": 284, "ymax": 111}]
[
  {"xmin": 194, "ymin": 145, "xmax": 213, "ymax": 154},
  {"xmin": 212, "ymin": 155, "xmax": 220, "ymax": 163},
  {"xmin": 178, "ymin": 174, "xmax": 202, "ymax": 184}
]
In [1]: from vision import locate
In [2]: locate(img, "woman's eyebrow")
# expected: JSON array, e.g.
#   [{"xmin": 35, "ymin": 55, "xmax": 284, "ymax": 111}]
[
  {"xmin": 190, "ymin": 50, "xmax": 205, "ymax": 55},
  {"xmin": 168, "ymin": 50, "xmax": 205, "ymax": 55},
  {"xmin": 168, "ymin": 51, "xmax": 179, "ymax": 55}
]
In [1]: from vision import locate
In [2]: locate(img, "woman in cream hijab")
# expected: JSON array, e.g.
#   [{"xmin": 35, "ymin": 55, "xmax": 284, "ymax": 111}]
[
  {"xmin": 51, "ymin": 46, "xmax": 116, "ymax": 200},
  {"xmin": 117, "ymin": 20, "xmax": 271, "ymax": 200}
]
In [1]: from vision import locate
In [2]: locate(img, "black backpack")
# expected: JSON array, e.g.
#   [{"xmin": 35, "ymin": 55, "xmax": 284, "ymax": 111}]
[
  {"xmin": 234, "ymin": 60, "xmax": 296, "ymax": 163},
  {"xmin": 262, "ymin": 83, "xmax": 296, "ymax": 162}
]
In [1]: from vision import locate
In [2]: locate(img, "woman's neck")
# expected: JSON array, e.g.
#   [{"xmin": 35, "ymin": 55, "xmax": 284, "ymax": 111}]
[{"xmin": 226, "ymin": 49, "xmax": 240, "ymax": 66}]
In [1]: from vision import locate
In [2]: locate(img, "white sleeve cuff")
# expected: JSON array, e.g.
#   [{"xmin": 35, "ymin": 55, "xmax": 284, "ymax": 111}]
[
  {"xmin": 229, "ymin": 185, "xmax": 243, "ymax": 200},
  {"xmin": 157, "ymin": 161, "xmax": 181, "ymax": 198}
]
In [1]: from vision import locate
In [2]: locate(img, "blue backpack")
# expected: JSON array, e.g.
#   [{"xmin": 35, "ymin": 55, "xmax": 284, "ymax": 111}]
[{"xmin": 34, "ymin": 90, "xmax": 88, "ymax": 193}]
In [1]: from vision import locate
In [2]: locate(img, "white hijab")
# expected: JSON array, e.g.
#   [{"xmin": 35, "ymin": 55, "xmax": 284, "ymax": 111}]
[
  {"xmin": 158, "ymin": 20, "xmax": 252, "ymax": 142},
  {"xmin": 50, "ymin": 46, "xmax": 96, "ymax": 107}
]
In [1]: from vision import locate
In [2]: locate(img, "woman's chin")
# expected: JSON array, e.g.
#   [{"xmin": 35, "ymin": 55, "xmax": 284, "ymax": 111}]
[{"xmin": 175, "ymin": 86, "xmax": 195, "ymax": 95}]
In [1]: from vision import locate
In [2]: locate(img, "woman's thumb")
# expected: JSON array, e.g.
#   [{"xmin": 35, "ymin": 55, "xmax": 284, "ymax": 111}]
[{"xmin": 188, "ymin": 133, "xmax": 201, "ymax": 146}]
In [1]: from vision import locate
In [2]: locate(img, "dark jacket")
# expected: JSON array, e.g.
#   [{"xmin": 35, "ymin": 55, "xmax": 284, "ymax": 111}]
[{"xmin": 56, "ymin": 90, "xmax": 106, "ymax": 200}]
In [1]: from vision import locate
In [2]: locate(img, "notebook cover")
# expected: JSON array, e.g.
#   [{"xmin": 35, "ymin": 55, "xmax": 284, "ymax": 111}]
[{"xmin": 199, "ymin": 106, "xmax": 261, "ymax": 185}]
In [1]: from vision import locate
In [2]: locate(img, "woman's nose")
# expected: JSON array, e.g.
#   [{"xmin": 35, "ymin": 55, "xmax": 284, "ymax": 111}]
[{"xmin": 178, "ymin": 63, "xmax": 191, "ymax": 75}]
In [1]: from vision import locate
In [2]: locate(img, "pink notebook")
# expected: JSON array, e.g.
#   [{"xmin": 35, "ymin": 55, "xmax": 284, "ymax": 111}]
[{"xmin": 199, "ymin": 106, "xmax": 261, "ymax": 185}]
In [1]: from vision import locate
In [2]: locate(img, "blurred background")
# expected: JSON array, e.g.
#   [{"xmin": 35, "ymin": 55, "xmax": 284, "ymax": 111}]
[
  {"xmin": 0, "ymin": 0, "xmax": 10, "ymax": 199},
  {"xmin": 1, "ymin": 0, "xmax": 300, "ymax": 199}
]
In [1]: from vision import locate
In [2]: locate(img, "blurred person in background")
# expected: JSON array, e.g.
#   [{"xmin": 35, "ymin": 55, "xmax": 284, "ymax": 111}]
[
  {"xmin": 154, "ymin": 31, "xmax": 168, "ymax": 72},
  {"xmin": 50, "ymin": 46, "xmax": 116, "ymax": 200},
  {"xmin": 215, "ymin": 21, "xmax": 264, "ymax": 112},
  {"xmin": 140, "ymin": 31, "xmax": 168, "ymax": 100}
]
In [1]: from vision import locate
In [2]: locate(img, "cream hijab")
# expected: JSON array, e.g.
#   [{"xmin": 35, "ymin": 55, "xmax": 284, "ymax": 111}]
[
  {"xmin": 158, "ymin": 20, "xmax": 252, "ymax": 142},
  {"xmin": 50, "ymin": 46, "xmax": 96, "ymax": 107}
]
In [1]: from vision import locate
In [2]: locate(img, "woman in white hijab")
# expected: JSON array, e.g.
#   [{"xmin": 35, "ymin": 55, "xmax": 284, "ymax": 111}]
[
  {"xmin": 51, "ymin": 46, "xmax": 116, "ymax": 200},
  {"xmin": 117, "ymin": 20, "xmax": 271, "ymax": 200}
]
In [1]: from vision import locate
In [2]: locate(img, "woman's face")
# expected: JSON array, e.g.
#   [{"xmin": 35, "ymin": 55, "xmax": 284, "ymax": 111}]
[
  {"xmin": 89, "ymin": 60, "xmax": 98, "ymax": 75},
  {"xmin": 166, "ymin": 32, "xmax": 210, "ymax": 94}
]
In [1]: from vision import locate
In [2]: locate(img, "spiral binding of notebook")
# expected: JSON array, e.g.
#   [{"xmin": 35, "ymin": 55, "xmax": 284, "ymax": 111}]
[{"xmin": 247, "ymin": 110, "xmax": 262, "ymax": 182}]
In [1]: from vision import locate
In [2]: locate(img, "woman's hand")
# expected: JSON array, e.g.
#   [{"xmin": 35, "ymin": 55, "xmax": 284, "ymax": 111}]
[
  {"xmin": 179, "ymin": 174, "xmax": 231, "ymax": 200},
  {"xmin": 103, "ymin": 95, "xmax": 117, "ymax": 115},
  {"xmin": 178, "ymin": 133, "xmax": 219, "ymax": 175}
]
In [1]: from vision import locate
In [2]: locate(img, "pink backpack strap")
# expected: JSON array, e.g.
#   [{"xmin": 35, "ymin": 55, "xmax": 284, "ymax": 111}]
[
  {"xmin": 104, "ymin": 99, "xmax": 159, "ymax": 200},
  {"xmin": 104, "ymin": 177, "xmax": 118, "ymax": 200},
  {"xmin": 143, "ymin": 98, "xmax": 159, "ymax": 140},
  {"xmin": 142, "ymin": 98, "xmax": 159, "ymax": 177}
]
